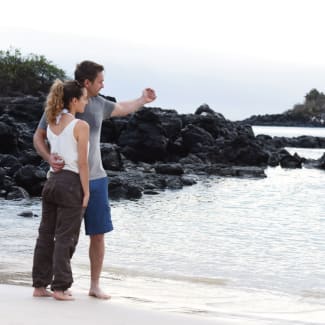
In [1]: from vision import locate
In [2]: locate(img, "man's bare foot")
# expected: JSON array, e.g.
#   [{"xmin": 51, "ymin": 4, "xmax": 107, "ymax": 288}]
[
  {"xmin": 53, "ymin": 290, "xmax": 74, "ymax": 301},
  {"xmin": 33, "ymin": 287, "xmax": 52, "ymax": 297},
  {"xmin": 89, "ymin": 287, "xmax": 111, "ymax": 300}
]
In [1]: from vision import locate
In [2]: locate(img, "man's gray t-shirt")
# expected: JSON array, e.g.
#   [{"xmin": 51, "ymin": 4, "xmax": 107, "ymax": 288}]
[{"xmin": 38, "ymin": 96, "xmax": 115, "ymax": 180}]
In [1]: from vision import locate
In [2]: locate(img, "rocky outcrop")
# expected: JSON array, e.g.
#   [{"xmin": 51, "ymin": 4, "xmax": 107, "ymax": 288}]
[
  {"xmin": 240, "ymin": 112, "xmax": 325, "ymax": 127},
  {"xmin": 0, "ymin": 96, "xmax": 323, "ymax": 201},
  {"xmin": 240, "ymin": 89, "xmax": 325, "ymax": 127},
  {"xmin": 241, "ymin": 113, "xmax": 310, "ymax": 126}
]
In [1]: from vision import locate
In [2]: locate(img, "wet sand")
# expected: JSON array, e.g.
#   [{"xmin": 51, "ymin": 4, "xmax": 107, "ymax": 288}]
[{"xmin": 0, "ymin": 284, "xmax": 231, "ymax": 325}]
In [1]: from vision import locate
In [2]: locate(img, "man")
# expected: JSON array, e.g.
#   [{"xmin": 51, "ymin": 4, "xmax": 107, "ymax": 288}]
[{"xmin": 34, "ymin": 60, "xmax": 157, "ymax": 299}]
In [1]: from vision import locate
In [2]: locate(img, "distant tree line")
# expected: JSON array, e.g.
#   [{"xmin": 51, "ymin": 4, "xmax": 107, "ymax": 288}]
[
  {"xmin": 0, "ymin": 47, "xmax": 67, "ymax": 96},
  {"xmin": 285, "ymin": 88, "xmax": 325, "ymax": 119}
]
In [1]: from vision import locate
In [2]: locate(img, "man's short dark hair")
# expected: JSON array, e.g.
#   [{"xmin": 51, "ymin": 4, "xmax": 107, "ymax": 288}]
[{"xmin": 74, "ymin": 60, "xmax": 104, "ymax": 84}]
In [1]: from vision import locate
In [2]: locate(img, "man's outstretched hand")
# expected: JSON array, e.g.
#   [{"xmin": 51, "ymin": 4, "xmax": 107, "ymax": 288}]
[{"xmin": 142, "ymin": 88, "xmax": 157, "ymax": 104}]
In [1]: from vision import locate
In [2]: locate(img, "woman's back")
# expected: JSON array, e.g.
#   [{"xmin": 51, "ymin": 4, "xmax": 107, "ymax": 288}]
[{"xmin": 47, "ymin": 119, "xmax": 79, "ymax": 174}]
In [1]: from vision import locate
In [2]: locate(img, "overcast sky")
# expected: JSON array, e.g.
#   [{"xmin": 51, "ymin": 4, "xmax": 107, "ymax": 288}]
[{"xmin": 1, "ymin": 0, "xmax": 325, "ymax": 120}]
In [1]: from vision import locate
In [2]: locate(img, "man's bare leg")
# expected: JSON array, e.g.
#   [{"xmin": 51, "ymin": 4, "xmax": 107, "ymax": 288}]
[
  {"xmin": 33, "ymin": 287, "xmax": 52, "ymax": 297},
  {"xmin": 88, "ymin": 234, "xmax": 111, "ymax": 299}
]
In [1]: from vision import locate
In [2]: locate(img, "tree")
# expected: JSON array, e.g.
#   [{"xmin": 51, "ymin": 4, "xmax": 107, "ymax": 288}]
[
  {"xmin": 285, "ymin": 88, "xmax": 325, "ymax": 119},
  {"xmin": 305, "ymin": 88, "xmax": 323, "ymax": 102},
  {"xmin": 0, "ymin": 47, "xmax": 67, "ymax": 96}
]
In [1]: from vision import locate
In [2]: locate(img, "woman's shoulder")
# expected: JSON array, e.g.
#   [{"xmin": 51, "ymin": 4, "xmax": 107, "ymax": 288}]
[
  {"xmin": 74, "ymin": 119, "xmax": 89, "ymax": 140},
  {"xmin": 75, "ymin": 119, "xmax": 89, "ymax": 129}
]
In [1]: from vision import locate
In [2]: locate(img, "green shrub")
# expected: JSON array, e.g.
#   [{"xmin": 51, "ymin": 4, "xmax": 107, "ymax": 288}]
[{"xmin": 0, "ymin": 47, "xmax": 67, "ymax": 96}]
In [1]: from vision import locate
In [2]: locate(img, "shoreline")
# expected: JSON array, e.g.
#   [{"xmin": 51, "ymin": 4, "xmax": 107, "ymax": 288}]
[
  {"xmin": 0, "ymin": 284, "xmax": 229, "ymax": 325},
  {"xmin": 2, "ymin": 276, "xmax": 325, "ymax": 325}
]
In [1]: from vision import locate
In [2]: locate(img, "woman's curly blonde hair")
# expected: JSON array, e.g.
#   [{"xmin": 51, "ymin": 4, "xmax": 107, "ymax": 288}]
[
  {"xmin": 45, "ymin": 79, "xmax": 64, "ymax": 124},
  {"xmin": 45, "ymin": 79, "xmax": 84, "ymax": 124}
]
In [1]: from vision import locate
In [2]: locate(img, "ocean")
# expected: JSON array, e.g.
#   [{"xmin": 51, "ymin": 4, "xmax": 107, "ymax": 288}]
[{"xmin": 1, "ymin": 126, "xmax": 325, "ymax": 324}]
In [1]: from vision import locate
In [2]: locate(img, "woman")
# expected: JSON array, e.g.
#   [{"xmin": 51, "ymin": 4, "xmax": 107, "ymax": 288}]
[{"xmin": 32, "ymin": 80, "xmax": 89, "ymax": 301}]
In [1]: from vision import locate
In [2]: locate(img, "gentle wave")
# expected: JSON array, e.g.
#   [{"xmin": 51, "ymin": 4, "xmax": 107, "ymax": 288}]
[{"xmin": 101, "ymin": 265, "xmax": 228, "ymax": 286}]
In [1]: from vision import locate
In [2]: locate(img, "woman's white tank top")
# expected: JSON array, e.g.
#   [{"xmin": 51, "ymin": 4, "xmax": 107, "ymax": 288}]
[{"xmin": 47, "ymin": 119, "xmax": 80, "ymax": 174}]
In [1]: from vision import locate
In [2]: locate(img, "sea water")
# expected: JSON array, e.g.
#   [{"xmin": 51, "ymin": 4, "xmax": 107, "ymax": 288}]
[{"xmin": 0, "ymin": 126, "xmax": 325, "ymax": 324}]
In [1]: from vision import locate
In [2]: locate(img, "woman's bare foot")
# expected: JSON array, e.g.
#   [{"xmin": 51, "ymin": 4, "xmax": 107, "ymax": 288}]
[
  {"xmin": 89, "ymin": 287, "xmax": 111, "ymax": 300},
  {"xmin": 64, "ymin": 289, "xmax": 72, "ymax": 296},
  {"xmin": 33, "ymin": 287, "xmax": 52, "ymax": 297},
  {"xmin": 53, "ymin": 290, "xmax": 74, "ymax": 301}
]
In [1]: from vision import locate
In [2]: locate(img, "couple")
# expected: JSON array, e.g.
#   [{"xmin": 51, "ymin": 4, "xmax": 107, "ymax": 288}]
[{"xmin": 32, "ymin": 61, "xmax": 156, "ymax": 301}]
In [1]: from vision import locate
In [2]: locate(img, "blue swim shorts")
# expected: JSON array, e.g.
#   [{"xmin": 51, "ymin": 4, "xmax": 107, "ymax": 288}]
[{"xmin": 84, "ymin": 177, "xmax": 113, "ymax": 235}]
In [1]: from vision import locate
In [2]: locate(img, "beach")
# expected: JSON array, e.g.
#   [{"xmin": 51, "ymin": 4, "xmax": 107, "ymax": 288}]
[
  {"xmin": 0, "ymin": 127, "xmax": 324, "ymax": 325},
  {"xmin": 0, "ymin": 284, "xmax": 232, "ymax": 325}
]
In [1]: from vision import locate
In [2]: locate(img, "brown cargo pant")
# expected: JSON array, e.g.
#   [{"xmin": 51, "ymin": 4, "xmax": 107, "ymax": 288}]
[{"xmin": 32, "ymin": 170, "xmax": 84, "ymax": 291}]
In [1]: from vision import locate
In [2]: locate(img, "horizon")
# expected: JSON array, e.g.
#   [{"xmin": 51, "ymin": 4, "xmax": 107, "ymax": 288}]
[{"xmin": 2, "ymin": 0, "xmax": 325, "ymax": 121}]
